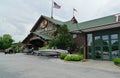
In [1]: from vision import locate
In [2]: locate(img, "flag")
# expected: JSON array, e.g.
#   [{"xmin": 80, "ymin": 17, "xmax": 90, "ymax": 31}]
[
  {"xmin": 53, "ymin": 2, "xmax": 61, "ymax": 9},
  {"xmin": 73, "ymin": 8, "xmax": 77, "ymax": 12}
]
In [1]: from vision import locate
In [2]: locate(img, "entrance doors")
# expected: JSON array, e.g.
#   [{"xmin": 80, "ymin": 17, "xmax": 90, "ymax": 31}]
[
  {"xmin": 93, "ymin": 33, "xmax": 119, "ymax": 60},
  {"xmin": 94, "ymin": 35, "xmax": 110, "ymax": 60}
]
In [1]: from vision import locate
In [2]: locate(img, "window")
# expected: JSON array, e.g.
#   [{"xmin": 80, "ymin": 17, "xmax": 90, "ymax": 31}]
[
  {"xmin": 87, "ymin": 34, "xmax": 93, "ymax": 58},
  {"xmin": 73, "ymin": 34, "xmax": 77, "ymax": 38},
  {"xmin": 111, "ymin": 34, "xmax": 119, "ymax": 59}
]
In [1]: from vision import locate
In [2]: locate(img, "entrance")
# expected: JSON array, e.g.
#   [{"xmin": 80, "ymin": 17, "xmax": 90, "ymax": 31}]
[{"xmin": 93, "ymin": 33, "xmax": 119, "ymax": 60}]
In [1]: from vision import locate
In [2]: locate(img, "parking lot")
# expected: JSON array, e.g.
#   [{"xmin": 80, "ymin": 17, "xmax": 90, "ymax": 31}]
[{"xmin": 0, "ymin": 52, "xmax": 120, "ymax": 78}]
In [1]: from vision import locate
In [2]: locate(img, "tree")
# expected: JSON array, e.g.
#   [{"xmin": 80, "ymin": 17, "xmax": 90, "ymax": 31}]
[
  {"xmin": 0, "ymin": 34, "xmax": 14, "ymax": 50},
  {"xmin": 49, "ymin": 24, "xmax": 76, "ymax": 50},
  {"xmin": 11, "ymin": 42, "xmax": 24, "ymax": 52},
  {"xmin": 0, "ymin": 37, "xmax": 3, "ymax": 49}
]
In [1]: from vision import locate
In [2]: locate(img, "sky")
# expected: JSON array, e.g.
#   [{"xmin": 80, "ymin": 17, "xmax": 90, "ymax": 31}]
[{"xmin": 0, "ymin": 0, "xmax": 120, "ymax": 42}]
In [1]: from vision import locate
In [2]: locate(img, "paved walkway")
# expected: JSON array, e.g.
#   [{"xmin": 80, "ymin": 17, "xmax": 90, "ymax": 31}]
[{"xmin": 0, "ymin": 53, "xmax": 120, "ymax": 78}]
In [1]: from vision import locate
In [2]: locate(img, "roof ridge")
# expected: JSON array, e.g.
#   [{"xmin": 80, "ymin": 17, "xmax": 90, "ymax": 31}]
[
  {"xmin": 41, "ymin": 15, "xmax": 63, "ymax": 23},
  {"xmin": 78, "ymin": 14, "xmax": 115, "ymax": 24}
]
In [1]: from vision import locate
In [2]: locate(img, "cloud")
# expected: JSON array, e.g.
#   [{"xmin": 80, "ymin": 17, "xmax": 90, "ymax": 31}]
[{"xmin": 1, "ymin": 0, "xmax": 120, "ymax": 42}]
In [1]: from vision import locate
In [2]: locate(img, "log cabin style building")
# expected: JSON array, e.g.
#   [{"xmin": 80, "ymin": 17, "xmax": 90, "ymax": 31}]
[{"xmin": 22, "ymin": 14, "xmax": 120, "ymax": 60}]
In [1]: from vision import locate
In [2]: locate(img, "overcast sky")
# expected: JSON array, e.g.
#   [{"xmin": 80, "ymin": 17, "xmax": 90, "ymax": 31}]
[{"xmin": 0, "ymin": 0, "xmax": 120, "ymax": 42}]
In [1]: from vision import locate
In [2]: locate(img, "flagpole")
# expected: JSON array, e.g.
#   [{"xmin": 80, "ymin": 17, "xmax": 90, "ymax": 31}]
[
  {"xmin": 73, "ymin": 8, "xmax": 74, "ymax": 17},
  {"xmin": 51, "ymin": 0, "xmax": 53, "ymax": 18}
]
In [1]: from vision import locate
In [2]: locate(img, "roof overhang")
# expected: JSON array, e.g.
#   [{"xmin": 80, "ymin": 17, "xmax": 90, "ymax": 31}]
[
  {"xmin": 71, "ymin": 22, "xmax": 120, "ymax": 33},
  {"xmin": 82, "ymin": 22, "xmax": 120, "ymax": 32},
  {"xmin": 33, "ymin": 32, "xmax": 53, "ymax": 40}
]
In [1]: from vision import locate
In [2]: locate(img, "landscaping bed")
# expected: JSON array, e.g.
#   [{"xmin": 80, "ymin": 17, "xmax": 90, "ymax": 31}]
[{"xmin": 60, "ymin": 53, "xmax": 84, "ymax": 61}]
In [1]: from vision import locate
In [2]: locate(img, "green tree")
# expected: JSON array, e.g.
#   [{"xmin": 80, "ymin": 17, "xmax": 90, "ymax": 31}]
[
  {"xmin": 0, "ymin": 34, "xmax": 14, "ymax": 50},
  {"xmin": 11, "ymin": 42, "xmax": 24, "ymax": 52},
  {"xmin": 0, "ymin": 37, "xmax": 3, "ymax": 49},
  {"xmin": 49, "ymin": 24, "xmax": 76, "ymax": 50}
]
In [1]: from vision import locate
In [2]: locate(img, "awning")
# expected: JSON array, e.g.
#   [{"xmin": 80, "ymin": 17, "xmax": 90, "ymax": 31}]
[{"xmin": 33, "ymin": 32, "xmax": 53, "ymax": 40}]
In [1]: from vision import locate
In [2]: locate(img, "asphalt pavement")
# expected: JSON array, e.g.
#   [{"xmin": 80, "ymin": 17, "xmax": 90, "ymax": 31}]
[{"xmin": 0, "ymin": 52, "xmax": 120, "ymax": 78}]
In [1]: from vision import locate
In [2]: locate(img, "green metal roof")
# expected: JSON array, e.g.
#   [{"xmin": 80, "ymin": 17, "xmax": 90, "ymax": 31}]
[
  {"xmin": 33, "ymin": 32, "xmax": 53, "ymax": 40},
  {"xmin": 77, "ymin": 15, "xmax": 116, "ymax": 30},
  {"xmin": 42, "ymin": 15, "xmax": 63, "ymax": 25},
  {"xmin": 64, "ymin": 15, "xmax": 116, "ymax": 31},
  {"xmin": 64, "ymin": 21, "xmax": 78, "ymax": 31}
]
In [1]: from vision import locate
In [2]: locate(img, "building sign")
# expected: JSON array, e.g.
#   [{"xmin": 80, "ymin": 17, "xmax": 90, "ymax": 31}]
[
  {"xmin": 36, "ymin": 19, "xmax": 57, "ymax": 37},
  {"xmin": 40, "ymin": 20, "xmax": 48, "ymax": 28}
]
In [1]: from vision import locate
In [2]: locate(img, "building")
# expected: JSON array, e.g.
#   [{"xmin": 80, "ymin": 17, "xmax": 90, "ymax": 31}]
[{"xmin": 22, "ymin": 14, "xmax": 120, "ymax": 60}]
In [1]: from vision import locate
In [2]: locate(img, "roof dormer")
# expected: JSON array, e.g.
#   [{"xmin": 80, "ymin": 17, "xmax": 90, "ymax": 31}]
[{"xmin": 71, "ymin": 16, "xmax": 78, "ymax": 24}]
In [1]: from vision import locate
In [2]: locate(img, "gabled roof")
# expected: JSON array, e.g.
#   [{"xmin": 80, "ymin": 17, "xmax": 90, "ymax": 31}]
[
  {"xmin": 77, "ymin": 14, "xmax": 116, "ymax": 30},
  {"xmin": 43, "ymin": 15, "xmax": 63, "ymax": 25},
  {"xmin": 30, "ymin": 15, "xmax": 63, "ymax": 32},
  {"xmin": 22, "ymin": 33, "xmax": 33, "ymax": 44},
  {"xmin": 64, "ymin": 21, "xmax": 78, "ymax": 31},
  {"xmin": 65, "ymin": 14, "xmax": 118, "ymax": 32},
  {"xmin": 33, "ymin": 32, "xmax": 53, "ymax": 40},
  {"xmin": 31, "ymin": 14, "xmax": 118, "ymax": 33}
]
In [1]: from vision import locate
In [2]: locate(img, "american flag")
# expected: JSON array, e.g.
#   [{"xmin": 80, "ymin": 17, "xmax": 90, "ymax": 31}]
[{"xmin": 53, "ymin": 2, "xmax": 61, "ymax": 9}]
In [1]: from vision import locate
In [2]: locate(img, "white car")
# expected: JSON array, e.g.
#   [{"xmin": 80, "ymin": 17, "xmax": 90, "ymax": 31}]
[{"xmin": 39, "ymin": 49, "xmax": 68, "ymax": 56}]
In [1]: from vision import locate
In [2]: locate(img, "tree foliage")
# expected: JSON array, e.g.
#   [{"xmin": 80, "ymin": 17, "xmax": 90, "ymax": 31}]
[
  {"xmin": 49, "ymin": 24, "xmax": 76, "ymax": 50},
  {"xmin": 11, "ymin": 42, "xmax": 24, "ymax": 52},
  {"xmin": 0, "ymin": 34, "xmax": 14, "ymax": 50}
]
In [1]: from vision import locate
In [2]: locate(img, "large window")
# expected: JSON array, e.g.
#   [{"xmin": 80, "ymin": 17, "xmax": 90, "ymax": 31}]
[
  {"xmin": 102, "ymin": 35, "xmax": 109, "ymax": 60},
  {"xmin": 87, "ymin": 34, "xmax": 93, "ymax": 59},
  {"xmin": 87, "ymin": 30, "xmax": 120, "ymax": 60},
  {"xmin": 111, "ymin": 34, "xmax": 119, "ymax": 59},
  {"xmin": 94, "ymin": 35, "xmax": 102, "ymax": 59}
]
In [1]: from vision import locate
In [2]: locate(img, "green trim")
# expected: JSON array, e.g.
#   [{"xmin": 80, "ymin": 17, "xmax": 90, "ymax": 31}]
[
  {"xmin": 92, "ymin": 33, "xmax": 95, "ymax": 59},
  {"xmin": 100, "ymin": 35, "xmax": 103, "ymax": 60},
  {"xmin": 109, "ymin": 34, "xmax": 112, "ymax": 60}
]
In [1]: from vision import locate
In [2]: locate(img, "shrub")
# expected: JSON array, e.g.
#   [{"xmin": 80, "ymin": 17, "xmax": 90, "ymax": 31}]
[
  {"xmin": 64, "ymin": 55, "xmax": 71, "ymax": 61},
  {"xmin": 79, "ymin": 55, "xmax": 84, "ymax": 60},
  {"xmin": 114, "ymin": 58, "xmax": 120, "ymax": 65},
  {"xmin": 64, "ymin": 55, "xmax": 84, "ymax": 61},
  {"xmin": 71, "ymin": 55, "xmax": 84, "ymax": 61},
  {"xmin": 60, "ymin": 53, "xmax": 67, "ymax": 59},
  {"xmin": 71, "ymin": 55, "xmax": 80, "ymax": 61}
]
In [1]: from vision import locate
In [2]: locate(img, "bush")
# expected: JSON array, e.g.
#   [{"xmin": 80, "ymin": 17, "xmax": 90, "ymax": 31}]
[
  {"xmin": 64, "ymin": 55, "xmax": 71, "ymax": 61},
  {"xmin": 64, "ymin": 55, "xmax": 84, "ymax": 61},
  {"xmin": 60, "ymin": 53, "xmax": 67, "ymax": 59},
  {"xmin": 114, "ymin": 58, "xmax": 120, "ymax": 65},
  {"xmin": 71, "ymin": 55, "xmax": 80, "ymax": 61},
  {"xmin": 79, "ymin": 55, "xmax": 84, "ymax": 60},
  {"xmin": 71, "ymin": 55, "xmax": 84, "ymax": 61}
]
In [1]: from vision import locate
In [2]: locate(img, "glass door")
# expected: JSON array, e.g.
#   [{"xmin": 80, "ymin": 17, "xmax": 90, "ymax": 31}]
[
  {"xmin": 111, "ymin": 34, "xmax": 119, "ymax": 59},
  {"xmin": 94, "ymin": 36, "xmax": 102, "ymax": 59},
  {"xmin": 102, "ymin": 35, "xmax": 110, "ymax": 60}
]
